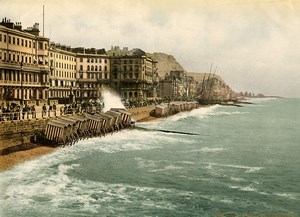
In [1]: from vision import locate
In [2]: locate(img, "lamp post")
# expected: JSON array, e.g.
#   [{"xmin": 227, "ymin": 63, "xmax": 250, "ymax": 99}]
[{"xmin": 20, "ymin": 61, "xmax": 24, "ymax": 106}]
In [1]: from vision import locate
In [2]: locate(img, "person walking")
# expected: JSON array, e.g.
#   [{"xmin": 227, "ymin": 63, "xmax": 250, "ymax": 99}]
[
  {"xmin": 31, "ymin": 105, "xmax": 36, "ymax": 118},
  {"xmin": 53, "ymin": 103, "xmax": 57, "ymax": 117},
  {"xmin": 48, "ymin": 105, "xmax": 52, "ymax": 117},
  {"xmin": 42, "ymin": 104, "xmax": 46, "ymax": 117}
]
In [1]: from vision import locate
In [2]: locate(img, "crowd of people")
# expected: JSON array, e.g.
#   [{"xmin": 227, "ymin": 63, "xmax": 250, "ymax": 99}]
[
  {"xmin": 0, "ymin": 103, "xmax": 36, "ymax": 121},
  {"xmin": 0, "ymin": 96, "xmax": 197, "ymax": 122}
]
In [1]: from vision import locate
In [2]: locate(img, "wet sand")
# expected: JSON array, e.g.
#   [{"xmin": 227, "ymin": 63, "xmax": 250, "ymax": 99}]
[{"xmin": 0, "ymin": 146, "xmax": 55, "ymax": 171}]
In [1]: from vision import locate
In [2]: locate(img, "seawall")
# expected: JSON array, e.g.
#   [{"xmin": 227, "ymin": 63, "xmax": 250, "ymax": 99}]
[
  {"xmin": 0, "ymin": 106, "xmax": 155, "ymax": 157},
  {"xmin": 0, "ymin": 118, "xmax": 49, "ymax": 155}
]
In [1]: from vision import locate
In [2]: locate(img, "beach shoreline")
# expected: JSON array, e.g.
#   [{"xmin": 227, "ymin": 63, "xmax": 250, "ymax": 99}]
[
  {"xmin": 0, "ymin": 106, "xmax": 159, "ymax": 171},
  {"xmin": 0, "ymin": 104, "xmax": 206, "ymax": 171}
]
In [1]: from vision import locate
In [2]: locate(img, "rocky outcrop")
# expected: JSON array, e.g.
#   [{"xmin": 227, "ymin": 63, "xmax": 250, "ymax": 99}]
[
  {"xmin": 147, "ymin": 52, "xmax": 186, "ymax": 78},
  {"xmin": 188, "ymin": 72, "xmax": 237, "ymax": 102}
]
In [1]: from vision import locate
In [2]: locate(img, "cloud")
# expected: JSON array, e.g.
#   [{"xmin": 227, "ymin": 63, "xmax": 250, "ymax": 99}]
[{"xmin": 1, "ymin": 0, "xmax": 300, "ymax": 97}]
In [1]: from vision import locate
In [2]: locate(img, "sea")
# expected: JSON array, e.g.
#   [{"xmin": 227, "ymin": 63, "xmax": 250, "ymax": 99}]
[{"xmin": 0, "ymin": 98, "xmax": 299, "ymax": 217}]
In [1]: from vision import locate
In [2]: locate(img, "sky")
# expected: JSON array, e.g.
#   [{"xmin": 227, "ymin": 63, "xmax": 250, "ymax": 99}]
[{"xmin": 1, "ymin": 0, "xmax": 300, "ymax": 97}]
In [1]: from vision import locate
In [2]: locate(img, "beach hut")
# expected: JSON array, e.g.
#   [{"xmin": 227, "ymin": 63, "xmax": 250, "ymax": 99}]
[
  {"xmin": 111, "ymin": 109, "xmax": 132, "ymax": 126},
  {"xmin": 106, "ymin": 110, "xmax": 123, "ymax": 129},
  {"xmin": 45, "ymin": 119, "xmax": 73, "ymax": 145},
  {"xmin": 67, "ymin": 115, "xmax": 89, "ymax": 137},
  {"xmin": 102, "ymin": 112, "xmax": 117, "ymax": 132},
  {"xmin": 94, "ymin": 113, "xmax": 111, "ymax": 134},
  {"xmin": 85, "ymin": 114, "xmax": 103, "ymax": 136}
]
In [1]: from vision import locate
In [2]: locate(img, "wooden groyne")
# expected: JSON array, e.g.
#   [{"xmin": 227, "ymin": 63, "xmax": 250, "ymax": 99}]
[{"xmin": 32, "ymin": 108, "xmax": 132, "ymax": 147}]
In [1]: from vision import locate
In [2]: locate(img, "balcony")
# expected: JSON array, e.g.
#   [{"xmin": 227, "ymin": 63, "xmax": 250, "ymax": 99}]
[
  {"xmin": 0, "ymin": 80, "xmax": 49, "ymax": 87},
  {"xmin": 121, "ymin": 78, "xmax": 142, "ymax": 83},
  {"xmin": 97, "ymin": 78, "xmax": 110, "ymax": 83},
  {"xmin": 77, "ymin": 78, "xmax": 97, "ymax": 83}
]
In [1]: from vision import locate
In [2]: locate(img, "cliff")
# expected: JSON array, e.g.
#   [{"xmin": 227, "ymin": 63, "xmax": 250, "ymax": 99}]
[
  {"xmin": 147, "ymin": 52, "xmax": 186, "ymax": 78},
  {"xmin": 188, "ymin": 72, "xmax": 237, "ymax": 101}
]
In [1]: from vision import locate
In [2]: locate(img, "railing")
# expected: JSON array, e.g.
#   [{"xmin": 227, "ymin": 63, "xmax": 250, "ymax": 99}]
[{"xmin": 0, "ymin": 106, "xmax": 103, "ymax": 122}]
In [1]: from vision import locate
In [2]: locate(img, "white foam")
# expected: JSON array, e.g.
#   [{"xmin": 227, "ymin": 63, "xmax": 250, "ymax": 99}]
[
  {"xmin": 274, "ymin": 192, "xmax": 296, "ymax": 200},
  {"xmin": 229, "ymin": 185, "xmax": 257, "ymax": 192},
  {"xmin": 168, "ymin": 105, "xmax": 219, "ymax": 122},
  {"xmin": 203, "ymin": 162, "xmax": 263, "ymax": 173},
  {"xmin": 101, "ymin": 88, "xmax": 125, "ymax": 112},
  {"xmin": 209, "ymin": 111, "xmax": 250, "ymax": 116},
  {"xmin": 229, "ymin": 177, "xmax": 245, "ymax": 182},
  {"xmin": 187, "ymin": 147, "xmax": 225, "ymax": 153}
]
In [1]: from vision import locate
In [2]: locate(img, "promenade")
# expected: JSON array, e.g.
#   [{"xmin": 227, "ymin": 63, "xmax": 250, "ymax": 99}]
[{"xmin": 0, "ymin": 103, "xmax": 100, "ymax": 122}]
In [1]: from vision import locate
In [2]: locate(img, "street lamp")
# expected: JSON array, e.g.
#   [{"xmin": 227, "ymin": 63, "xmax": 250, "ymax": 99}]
[{"xmin": 20, "ymin": 61, "xmax": 24, "ymax": 106}]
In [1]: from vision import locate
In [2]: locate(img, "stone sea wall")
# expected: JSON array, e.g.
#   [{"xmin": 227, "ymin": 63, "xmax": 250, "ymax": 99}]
[
  {"xmin": 0, "ymin": 118, "xmax": 49, "ymax": 154},
  {"xmin": 0, "ymin": 106, "xmax": 155, "ymax": 155}
]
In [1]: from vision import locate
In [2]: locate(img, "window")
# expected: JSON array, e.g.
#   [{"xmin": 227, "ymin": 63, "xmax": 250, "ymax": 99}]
[
  {"xmin": 21, "ymin": 39, "xmax": 24, "ymax": 46},
  {"xmin": 80, "ymin": 58, "xmax": 83, "ymax": 62},
  {"xmin": 104, "ymin": 66, "xmax": 107, "ymax": 72},
  {"xmin": 8, "ymin": 36, "xmax": 11, "ymax": 43},
  {"xmin": 13, "ymin": 37, "xmax": 15, "ymax": 44},
  {"xmin": 17, "ymin": 38, "xmax": 19, "ymax": 45},
  {"xmin": 4, "ymin": 35, "xmax": 6, "ymax": 43},
  {"xmin": 87, "ymin": 65, "xmax": 90, "ymax": 71},
  {"xmin": 25, "ymin": 40, "xmax": 27, "ymax": 47},
  {"xmin": 29, "ymin": 41, "xmax": 31, "ymax": 48}
]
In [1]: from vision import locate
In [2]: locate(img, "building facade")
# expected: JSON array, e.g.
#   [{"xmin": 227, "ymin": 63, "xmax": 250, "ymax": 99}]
[
  {"xmin": 48, "ymin": 43, "xmax": 77, "ymax": 103},
  {"xmin": 110, "ymin": 49, "xmax": 158, "ymax": 99},
  {"xmin": 1, "ymin": 18, "xmax": 207, "ymax": 107},
  {"xmin": 0, "ymin": 18, "xmax": 49, "ymax": 105},
  {"xmin": 159, "ymin": 70, "xmax": 197, "ymax": 99},
  {"xmin": 72, "ymin": 47, "xmax": 110, "ymax": 100}
]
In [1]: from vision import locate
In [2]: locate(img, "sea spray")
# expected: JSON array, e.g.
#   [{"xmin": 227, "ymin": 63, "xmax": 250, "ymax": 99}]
[{"xmin": 101, "ymin": 88, "xmax": 125, "ymax": 112}]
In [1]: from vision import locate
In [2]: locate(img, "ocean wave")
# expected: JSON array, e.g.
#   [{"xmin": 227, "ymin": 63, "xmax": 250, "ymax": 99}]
[
  {"xmin": 229, "ymin": 185, "xmax": 257, "ymax": 192},
  {"xmin": 167, "ymin": 105, "xmax": 219, "ymax": 122},
  {"xmin": 186, "ymin": 147, "xmax": 225, "ymax": 153},
  {"xmin": 274, "ymin": 192, "xmax": 297, "ymax": 200},
  {"xmin": 227, "ymin": 184, "xmax": 297, "ymax": 200},
  {"xmin": 208, "ymin": 111, "xmax": 250, "ymax": 116},
  {"xmin": 203, "ymin": 162, "xmax": 264, "ymax": 173},
  {"xmin": 229, "ymin": 177, "xmax": 246, "ymax": 182}
]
